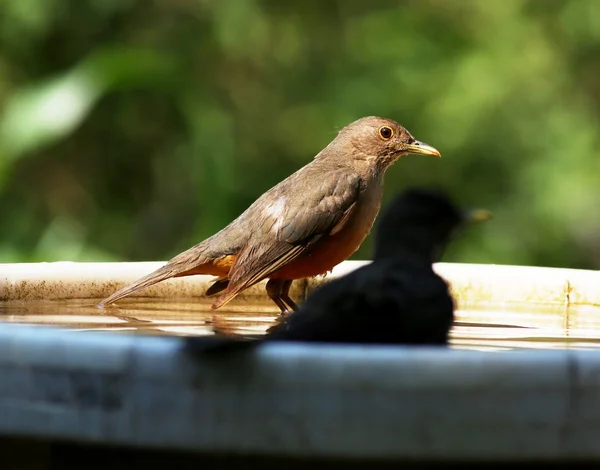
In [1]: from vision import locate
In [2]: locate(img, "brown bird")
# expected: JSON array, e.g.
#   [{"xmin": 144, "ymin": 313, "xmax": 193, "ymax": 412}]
[{"xmin": 97, "ymin": 116, "xmax": 441, "ymax": 313}]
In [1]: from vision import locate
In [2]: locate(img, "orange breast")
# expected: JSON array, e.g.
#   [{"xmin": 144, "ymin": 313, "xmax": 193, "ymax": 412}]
[
  {"xmin": 270, "ymin": 227, "xmax": 369, "ymax": 280},
  {"xmin": 270, "ymin": 189, "xmax": 382, "ymax": 280}
]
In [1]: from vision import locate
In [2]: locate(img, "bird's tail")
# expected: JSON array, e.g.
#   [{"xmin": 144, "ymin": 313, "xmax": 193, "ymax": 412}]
[
  {"xmin": 97, "ymin": 263, "xmax": 184, "ymax": 307},
  {"xmin": 97, "ymin": 241, "xmax": 222, "ymax": 307},
  {"xmin": 97, "ymin": 224, "xmax": 248, "ymax": 308},
  {"xmin": 210, "ymin": 287, "xmax": 243, "ymax": 311}
]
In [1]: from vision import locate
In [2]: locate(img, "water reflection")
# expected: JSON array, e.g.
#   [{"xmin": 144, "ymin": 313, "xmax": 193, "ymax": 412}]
[{"xmin": 1, "ymin": 298, "xmax": 600, "ymax": 351}]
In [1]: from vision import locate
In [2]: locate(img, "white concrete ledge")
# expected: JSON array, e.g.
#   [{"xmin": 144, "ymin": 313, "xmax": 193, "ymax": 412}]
[
  {"xmin": 0, "ymin": 323, "xmax": 599, "ymax": 460},
  {"xmin": 2, "ymin": 260, "xmax": 600, "ymax": 307}
]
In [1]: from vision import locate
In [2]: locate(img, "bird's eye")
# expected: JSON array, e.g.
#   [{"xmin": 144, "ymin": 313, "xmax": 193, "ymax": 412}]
[{"xmin": 379, "ymin": 126, "xmax": 393, "ymax": 140}]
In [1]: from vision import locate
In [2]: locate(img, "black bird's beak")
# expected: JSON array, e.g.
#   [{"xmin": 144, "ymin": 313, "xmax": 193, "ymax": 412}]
[
  {"xmin": 403, "ymin": 140, "xmax": 441, "ymax": 157},
  {"xmin": 463, "ymin": 208, "xmax": 493, "ymax": 224}
]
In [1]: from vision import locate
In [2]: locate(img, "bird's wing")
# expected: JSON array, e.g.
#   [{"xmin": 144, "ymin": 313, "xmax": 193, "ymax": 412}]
[{"xmin": 211, "ymin": 172, "xmax": 362, "ymax": 309}]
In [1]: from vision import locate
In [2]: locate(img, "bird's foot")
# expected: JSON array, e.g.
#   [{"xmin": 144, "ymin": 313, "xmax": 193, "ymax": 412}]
[{"xmin": 277, "ymin": 308, "xmax": 293, "ymax": 319}]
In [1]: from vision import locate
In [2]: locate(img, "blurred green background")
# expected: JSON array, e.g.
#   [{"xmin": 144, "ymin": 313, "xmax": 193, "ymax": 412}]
[{"xmin": 1, "ymin": 0, "xmax": 599, "ymax": 269}]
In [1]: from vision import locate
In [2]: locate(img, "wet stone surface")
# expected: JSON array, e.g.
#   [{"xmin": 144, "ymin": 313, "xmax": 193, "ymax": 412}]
[{"xmin": 1, "ymin": 299, "xmax": 600, "ymax": 351}]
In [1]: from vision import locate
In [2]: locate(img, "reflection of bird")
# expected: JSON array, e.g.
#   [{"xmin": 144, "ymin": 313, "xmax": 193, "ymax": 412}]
[
  {"xmin": 98, "ymin": 117, "xmax": 441, "ymax": 313},
  {"xmin": 184, "ymin": 188, "xmax": 491, "ymax": 353}
]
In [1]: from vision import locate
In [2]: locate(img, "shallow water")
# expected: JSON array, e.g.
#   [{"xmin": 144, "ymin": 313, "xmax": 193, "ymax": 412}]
[{"xmin": 1, "ymin": 298, "xmax": 600, "ymax": 351}]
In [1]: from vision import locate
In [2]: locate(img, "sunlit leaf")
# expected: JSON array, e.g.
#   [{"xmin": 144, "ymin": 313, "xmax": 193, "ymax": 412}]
[
  {"xmin": 0, "ymin": 47, "xmax": 172, "ymax": 161},
  {"xmin": 0, "ymin": 68, "xmax": 103, "ymax": 160}
]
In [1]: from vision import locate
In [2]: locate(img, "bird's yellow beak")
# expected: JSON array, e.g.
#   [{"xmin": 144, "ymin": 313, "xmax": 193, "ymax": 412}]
[
  {"xmin": 465, "ymin": 208, "xmax": 493, "ymax": 224},
  {"xmin": 403, "ymin": 140, "xmax": 441, "ymax": 157}
]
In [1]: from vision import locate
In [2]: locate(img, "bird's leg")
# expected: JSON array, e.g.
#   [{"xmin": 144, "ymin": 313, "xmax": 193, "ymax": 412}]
[
  {"xmin": 265, "ymin": 278, "xmax": 291, "ymax": 315},
  {"xmin": 279, "ymin": 279, "xmax": 299, "ymax": 312}
]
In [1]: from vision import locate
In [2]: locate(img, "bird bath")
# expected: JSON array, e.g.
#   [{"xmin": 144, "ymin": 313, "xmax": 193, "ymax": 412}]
[{"xmin": 1, "ymin": 260, "xmax": 600, "ymax": 467}]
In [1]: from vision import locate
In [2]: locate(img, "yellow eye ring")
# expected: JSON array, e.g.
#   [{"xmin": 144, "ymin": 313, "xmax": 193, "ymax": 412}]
[{"xmin": 379, "ymin": 126, "xmax": 393, "ymax": 140}]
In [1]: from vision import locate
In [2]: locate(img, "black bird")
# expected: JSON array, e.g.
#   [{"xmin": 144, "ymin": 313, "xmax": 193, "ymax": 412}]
[{"xmin": 184, "ymin": 188, "xmax": 490, "ymax": 353}]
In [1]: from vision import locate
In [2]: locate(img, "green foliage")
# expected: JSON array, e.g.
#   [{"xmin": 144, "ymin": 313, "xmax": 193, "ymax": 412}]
[{"xmin": 0, "ymin": 0, "xmax": 599, "ymax": 268}]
